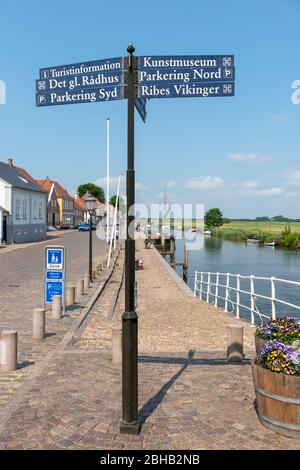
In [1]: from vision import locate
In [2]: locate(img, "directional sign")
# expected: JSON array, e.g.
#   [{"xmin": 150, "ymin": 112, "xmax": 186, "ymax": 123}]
[
  {"xmin": 138, "ymin": 67, "xmax": 234, "ymax": 84},
  {"xmin": 46, "ymin": 247, "xmax": 64, "ymax": 270},
  {"xmin": 45, "ymin": 281, "xmax": 63, "ymax": 304},
  {"xmin": 46, "ymin": 271, "xmax": 64, "ymax": 280},
  {"xmin": 138, "ymin": 55, "xmax": 234, "ymax": 69},
  {"xmin": 138, "ymin": 82, "xmax": 234, "ymax": 99},
  {"xmin": 36, "ymin": 71, "xmax": 124, "ymax": 93},
  {"xmin": 36, "ymin": 85, "xmax": 124, "ymax": 107},
  {"xmin": 40, "ymin": 57, "xmax": 124, "ymax": 80},
  {"xmin": 134, "ymin": 98, "xmax": 147, "ymax": 122}
]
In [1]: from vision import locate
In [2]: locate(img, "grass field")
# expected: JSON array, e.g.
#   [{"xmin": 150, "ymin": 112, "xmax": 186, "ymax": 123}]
[
  {"xmin": 220, "ymin": 221, "xmax": 300, "ymax": 235},
  {"xmin": 213, "ymin": 221, "xmax": 300, "ymax": 249}
]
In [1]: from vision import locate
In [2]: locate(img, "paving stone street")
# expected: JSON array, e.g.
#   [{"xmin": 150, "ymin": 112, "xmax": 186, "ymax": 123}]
[
  {"xmin": 0, "ymin": 238, "xmax": 299, "ymax": 449},
  {"xmin": 0, "ymin": 230, "xmax": 106, "ymax": 417}
]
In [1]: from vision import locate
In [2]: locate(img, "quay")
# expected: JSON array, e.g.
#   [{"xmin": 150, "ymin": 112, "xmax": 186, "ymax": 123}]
[{"xmin": 0, "ymin": 239, "xmax": 298, "ymax": 449}]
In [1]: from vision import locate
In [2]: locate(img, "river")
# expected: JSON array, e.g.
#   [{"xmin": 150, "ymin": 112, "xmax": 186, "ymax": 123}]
[{"xmin": 172, "ymin": 232, "xmax": 300, "ymax": 323}]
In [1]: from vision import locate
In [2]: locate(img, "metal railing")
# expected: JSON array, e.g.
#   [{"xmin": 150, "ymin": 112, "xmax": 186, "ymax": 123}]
[{"xmin": 193, "ymin": 271, "xmax": 300, "ymax": 325}]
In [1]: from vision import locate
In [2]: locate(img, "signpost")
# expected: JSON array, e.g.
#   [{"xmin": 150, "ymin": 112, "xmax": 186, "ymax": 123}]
[
  {"xmin": 44, "ymin": 246, "xmax": 66, "ymax": 313},
  {"xmin": 36, "ymin": 47, "xmax": 235, "ymax": 435}
]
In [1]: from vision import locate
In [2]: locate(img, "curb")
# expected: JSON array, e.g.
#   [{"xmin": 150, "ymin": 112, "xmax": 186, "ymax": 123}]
[{"xmin": 151, "ymin": 246, "xmax": 194, "ymax": 298}]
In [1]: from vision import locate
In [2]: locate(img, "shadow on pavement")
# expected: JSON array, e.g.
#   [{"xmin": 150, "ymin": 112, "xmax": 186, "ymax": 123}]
[{"xmin": 138, "ymin": 350, "xmax": 251, "ymax": 425}]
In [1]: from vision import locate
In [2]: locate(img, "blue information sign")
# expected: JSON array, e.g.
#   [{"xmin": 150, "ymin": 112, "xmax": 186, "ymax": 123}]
[
  {"xmin": 36, "ymin": 85, "xmax": 124, "ymax": 107},
  {"xmin": 138, "ymin": 67, "xmax": 234, "ymax": 84},
  {"xmin": 138, "ymin": 82, "xmax": 234, "ymax": 99},
  {"xmin": 46, "ymin": 271, "xmax": 64, "ymax": 280},
  {"xmin": 40, "ymin": 57, "xmax": 124, "ymax": 80},
  {"xmin": 46, "ymin": 248, "xmax": 64, "ymax": 270},
  {"xmin": 45, "ymin": 281, "xmax": 63, "ymax": 304},
  {"xmin": 36, "ymin": 86, "xmax": 124, "ymax": 107},
  {"xmin": 134, "ymin": 98, "xmax": 147, "ymax": 122},
  {"xmin": 138, "ymin": 55, "xmax": 234, "ymax": 69},
  {"xmin": 36, "ymin": 70, "xmax": 124, "ymax": 93}
]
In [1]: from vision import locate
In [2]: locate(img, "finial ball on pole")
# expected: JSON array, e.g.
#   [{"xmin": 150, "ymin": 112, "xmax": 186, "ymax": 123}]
[{"xmin": 127, "ymin": 43, "xmax": 135, "ymax": 54}]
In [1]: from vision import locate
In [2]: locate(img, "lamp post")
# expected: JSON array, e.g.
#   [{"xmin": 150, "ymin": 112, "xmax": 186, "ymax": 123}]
[
  {"xmin": 85, "ymin": 193, "xmax": 96, "ymax": 283},
  {"xmin": 120, "ymin": 44, "xmax": 141, "ymax": 435}
]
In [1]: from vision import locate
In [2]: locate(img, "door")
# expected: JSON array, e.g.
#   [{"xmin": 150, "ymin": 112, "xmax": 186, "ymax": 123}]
[
  {"xmin": 2, "ymin": 215, "xmax": 7, "ymax": 243},
  {"xmin": 52, "ymin": 212, "xmax": 55, "ymax": 227}
]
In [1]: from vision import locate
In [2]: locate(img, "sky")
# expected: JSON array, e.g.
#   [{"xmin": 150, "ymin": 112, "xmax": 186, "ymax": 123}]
[{"xmin": 0, "ymin": 0, "xmax": 300, "ymax": 218}]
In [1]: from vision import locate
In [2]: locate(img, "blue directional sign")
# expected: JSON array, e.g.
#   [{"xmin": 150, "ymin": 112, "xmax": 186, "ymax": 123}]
[
  {"xmin": 46, "ymin": 271, "xmax": 64, "ymax": 280},
  {"xmin": 45, "ymin": 281, "xmax": 63, "ymax": 304},
  {"xmin": 138, "ymin": 82, "xmax": 235, "ymax": 99},
  {"xmin": 40, "ymin": 57, "xmax": 124, "ymax": 80},
  {"xmin": 36, "ymin": 70, "xmax": 124, "ymax": 93},
  {"xmin": 138, "ymin": 67, "xmax": 234, "ymax": 84},
  {"xmin": 138, "ymin": 55, "xmax": 234, "ymax": 69},
  {"xmin": 36, "ymin": 85, "xmax": 124, "ymax": 107},
  {"xmin": 134, "ymin": 98, "xmax": 147, "ymax": 122},
  {"xmin": 46, "ymin": 247, "xmax": 64, "ymax": 270}
]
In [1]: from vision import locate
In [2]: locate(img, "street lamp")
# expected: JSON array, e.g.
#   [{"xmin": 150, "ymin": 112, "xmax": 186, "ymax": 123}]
[{"xmin": 85, "ymin": 193, "xmax": 96, "ymax": 283}]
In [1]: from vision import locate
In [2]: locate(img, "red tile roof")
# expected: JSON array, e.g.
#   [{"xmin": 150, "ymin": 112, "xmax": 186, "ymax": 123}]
[
  {"xmin": 35, "ymin": 178, "xmax": 73, "ymax": 200},
  {"xmin": 74, "ymin": 198, "xmax": 86, "ymax": 210}
]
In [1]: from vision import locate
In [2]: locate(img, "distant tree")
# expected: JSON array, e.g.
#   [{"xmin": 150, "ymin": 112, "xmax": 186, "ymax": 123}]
[
  {"xmin": 271, "ymin": 215, "xmax": 291, "ymax": 222},
  {"xmin": 223, "ymin": 218, "xmax": 231, "ymax": 224},
  {"xmin": 256, "ymin": 216, "xmax": 270, "ymax": 221},
  {"xmin": 77, "ymin": 183, "xmax": 105, "ymax": 203},
  {"xmin": 205, "ymin": 208, "xmax": 224, "ymax": 228},
  {"xmin": 109, "ymin": 195, "xmax": 125, "ymax": 211}
]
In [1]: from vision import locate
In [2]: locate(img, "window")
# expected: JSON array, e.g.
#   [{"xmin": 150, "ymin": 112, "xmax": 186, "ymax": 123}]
[
  {"xmin": 38, "ymin": 200, "xmax": 43, "ymax": 220},
  {"xmin": 22, "ymin": 199, "xmax": 27, "ymax": 220},
  {"xmin": 15, "ymin": 199, "xmax": 20, "ymax": 219},
  {"xmin": 33, "ymin": 200, "xmax": 38, "ymax": 220}
]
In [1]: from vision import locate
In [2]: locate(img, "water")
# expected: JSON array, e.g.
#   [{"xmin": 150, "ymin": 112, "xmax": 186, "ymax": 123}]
[{"xmin": 172, "ymin": 232, "xmax": 300, "ymax": 323}]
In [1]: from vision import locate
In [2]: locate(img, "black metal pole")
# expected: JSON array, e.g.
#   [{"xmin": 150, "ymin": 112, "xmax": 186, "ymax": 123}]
[
  {"xmin": 120, "ymin": 43, "xmax": 141, "ymax": 435},
  {"xmin": 89, "ymin": 212, "xmax": 93, "ymax": 283}
]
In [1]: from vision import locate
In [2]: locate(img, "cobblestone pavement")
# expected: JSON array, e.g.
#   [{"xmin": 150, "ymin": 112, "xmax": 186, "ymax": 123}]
[
  {"xmin": 0, "ymin": 231, "xmax": 106, "ymax": 416},
  {"xmin": 0, "ymin": 240, "xmax": 299, "ymax": 449}
]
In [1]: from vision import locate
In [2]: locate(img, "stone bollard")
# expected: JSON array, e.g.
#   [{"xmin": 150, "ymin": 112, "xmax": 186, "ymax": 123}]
[
  {"xmin": 93, "ymin": 269, "xmax": 97, "ymax": 280},
  {"xmin": 226, "ymin": 325, "xmax": 244, "ymax": 362},
  {"xmin": 33, "ymin": 308, "xmax": 45, "ymax": 340},
  {"xmin": 112, "ymin": 327, "xmax": 122, "ymax": 364},
  {"xmin": 76, "ymin": 279, "xmax": 84, "ymax": 297},
  {"xmin": 1, "ymin": 330, "xmax": 18, "ymax": 372},
  {"xmin": 66, "ymin": 286, "xmax": 76, "ymax": 306},
  {"xmin": 52, "ymin": 295, "xmax": 62, "ymax": 320},
  {"xmin": 83, "ymin": 274, "xmax": 90, "ymax": 292}
]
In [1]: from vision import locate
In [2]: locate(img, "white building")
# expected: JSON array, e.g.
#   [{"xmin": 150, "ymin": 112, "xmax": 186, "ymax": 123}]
[{"xmin": 0, "ymin": 161, "xmax": 47, "ymax": 244}]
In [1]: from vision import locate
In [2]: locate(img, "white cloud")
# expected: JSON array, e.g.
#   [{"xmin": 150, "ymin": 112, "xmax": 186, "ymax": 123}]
[
  {"xmin": 285, "ymin": 192, "xmax": 300, "ymax": 199},
  {"xmin": 94, "ymin": 175, "xmax": 146, "ymax": 193},
  {"xmin": 242, "ymin": 179, "xmax": 260, "ymax": 189},
  {"xmin": 185, "ymin": 176, "xmax": 225, "ymax": 190},
  {"xmin": 284, "ymin": 169, "xmax": 300, "ymax": 185},
  {"xmin": 257, "ymin": 187, "xmax": 283, "ymax": 196},
  {"xmin": 228, "ymin": 152, "xmax": 271, "ymax": 162},
  {"xmin": 135, "ymin": 182, "xmax": 147, "ymax": 191},
  {"xmin": 164, "ymin": 180, "xmax": 177, "ymax": 188}
]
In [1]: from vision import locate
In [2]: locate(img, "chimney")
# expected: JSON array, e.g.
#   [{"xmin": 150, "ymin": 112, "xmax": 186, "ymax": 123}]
[{"xmin": 7, "ymin": 158, "xmax": 13, "ymax": 167}]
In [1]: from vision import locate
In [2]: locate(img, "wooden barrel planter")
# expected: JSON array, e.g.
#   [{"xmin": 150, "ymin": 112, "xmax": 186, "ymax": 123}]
[{"xmin": 252, "ymin": 361, "xmax": 300, "ymax": 438}]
